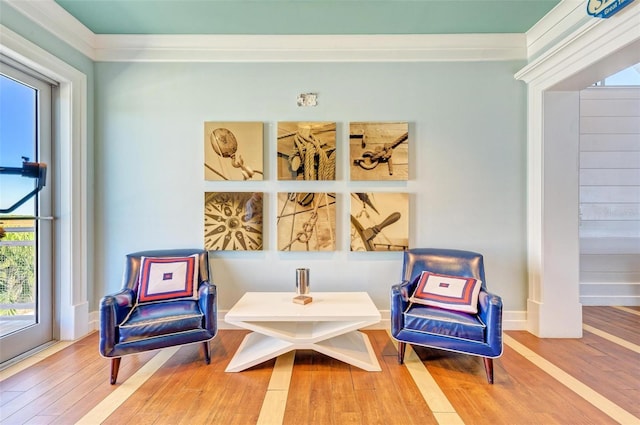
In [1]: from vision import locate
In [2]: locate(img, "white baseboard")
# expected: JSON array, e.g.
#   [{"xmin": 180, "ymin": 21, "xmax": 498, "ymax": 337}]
[
  {"xmin": 60, "ymin": 301, "xmax": 90, "ymax": 340},
  {"xmin": 216, "ymin": 309, "xmax": 529, "ymax": 330},
  {"xmin": 503, "ymin": 310, "xmax": 528, "ymax": 330},
  {"xmin": 580, "ymin": 296, "xmax": 640, "ymax": 306},
  {"xmin": 580, "ymin": 281, "xmax": 640, "ymax": 306},
  {"xmin": 86, "ymin": 308, "xmax": 530, "ymax": 338},
  {"xmin": 88, "ymin": 310, "xmax": 99, "ymax": 332}
]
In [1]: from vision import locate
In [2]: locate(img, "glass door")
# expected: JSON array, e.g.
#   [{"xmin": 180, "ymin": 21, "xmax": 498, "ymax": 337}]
[{"xmin": 0, "ymin": 62, "xmax": 54, "ymax": 363}]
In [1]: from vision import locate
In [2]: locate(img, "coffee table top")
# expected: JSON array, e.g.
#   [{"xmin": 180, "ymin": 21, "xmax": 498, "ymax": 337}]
[{"xmin": 225, "ymin": 292, "xmax": 381, "ymax": 322}]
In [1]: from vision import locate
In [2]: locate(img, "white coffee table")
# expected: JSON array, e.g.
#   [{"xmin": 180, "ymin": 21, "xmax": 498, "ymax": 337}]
[{"xmin": 224, "ymin": 292, "xmax": 382, "ymax": 372}]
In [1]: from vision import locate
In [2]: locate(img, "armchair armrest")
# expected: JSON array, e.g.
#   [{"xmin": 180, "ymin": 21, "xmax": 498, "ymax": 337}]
[
  {"xmin": 477, "ymin": 289, "xmax": 503, "ymax": 355},
  {"xmin": 391, "ymin": 279, "xmax": 413, "ymax": 301},
  {"xmin": 390, "ymin": 279, "xmax": 413, "ymax": 336},
  {"xmin": 99, "ymin": 289, "xmax": 134, "ymax": 357},
  {"xmin": 198, "ymin": 280, "xmax": 217, "ymax": 335}
]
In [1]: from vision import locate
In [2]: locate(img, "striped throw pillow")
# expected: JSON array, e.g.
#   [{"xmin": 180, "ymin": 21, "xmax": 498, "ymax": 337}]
[
  {"xmin": 136, "ymin": 255, "xmax": 199, "ymax": 304},
  {"xmin": 409, "ymin": 271, "xmax": 482, "ymax": 314}
]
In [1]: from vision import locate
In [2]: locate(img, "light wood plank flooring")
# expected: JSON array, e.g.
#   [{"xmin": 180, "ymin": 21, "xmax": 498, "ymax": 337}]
[{"xmin": 1, "ymin": 306, "xmax": 639, "ymax": 424}]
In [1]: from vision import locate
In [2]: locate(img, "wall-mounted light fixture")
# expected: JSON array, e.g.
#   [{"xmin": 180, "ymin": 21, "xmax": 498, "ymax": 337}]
[{"xmin": 297, "ymin": 93, "xmax": 318, "ymax": 107}]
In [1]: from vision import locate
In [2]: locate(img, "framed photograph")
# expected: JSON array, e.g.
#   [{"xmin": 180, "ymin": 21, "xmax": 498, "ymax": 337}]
[
  {"xmin": 350, "ymin": 122, "xmax": 408, "ymax": 181},
  {"xmin": 204, "ymin": 122, "xmax": 263, "ymax": 181},
  {"xmin": 277, "ymin": 192, "xmax": 336, "ymax": 251},
  {"xmin": 204, "ymin": 192, "xmax": 263, "ymax": 251},
  {"xmin": 277, "ymin": 122, "xmax": 336, "ymax": 180},
  {"xmin": 350, "ymin": 192, "xmax": 409, "ymax": 251}
]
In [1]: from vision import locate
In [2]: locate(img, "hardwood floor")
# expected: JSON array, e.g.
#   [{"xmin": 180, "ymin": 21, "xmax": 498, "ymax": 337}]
[{"xmin": 1, "ymin": 306, "xmax": 638, "ymax": 424}]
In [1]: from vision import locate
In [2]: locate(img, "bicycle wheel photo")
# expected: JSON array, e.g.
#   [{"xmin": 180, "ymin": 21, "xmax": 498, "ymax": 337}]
[{"xmin": 204, "ymin": 192, "xmax": 263, "ymax": 251}]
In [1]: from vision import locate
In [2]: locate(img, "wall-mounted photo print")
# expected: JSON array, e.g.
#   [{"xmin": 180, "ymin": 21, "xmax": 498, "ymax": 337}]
[
  {"xmin": 205, "ymin": 122, "xmax": 263, "ymax": 181},
  {"xmin": 350, "ymin": 122, "xmax": 408, "ymax": 181},
  {"xmin": 204, "ymin": 192, "xmax": 263, "ymax": 251},
  {"xmin": 277, "ymin": 192, "xmax": 336, "ymax": 251},
  {"xmin": 350, "ymin": 193, "xmax": 409, "ymax": 251},
  {"xmin": 277, "ymin": 122, "xmax": 336, "ymax": 181}
]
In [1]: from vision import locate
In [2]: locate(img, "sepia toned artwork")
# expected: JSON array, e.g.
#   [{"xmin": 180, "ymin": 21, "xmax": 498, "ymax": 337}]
[
  {"xmin": 350, "ymin": 122, "xmax": 409, "ymax": 181},
  {"xmin": 205, "ymin": 122, "xmax": 263, "ymax": 181},
  {"xmin": 204, "ymin": 192, "xmax": 263, "ymax": 251},
  {"xmin": 350, "ymin": 192, "xmax": 409, "ymax": 251},
  {"xmin": 277, "ymin": 122, "xmax": 336, "ymax": 180},
  {"xmin": 277, "ymin": 192, "xmax": 336, "ymax": 251}
]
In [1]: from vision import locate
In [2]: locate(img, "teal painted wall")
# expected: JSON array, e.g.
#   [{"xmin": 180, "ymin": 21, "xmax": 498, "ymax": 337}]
[
  {"xmin": 1, "ymin": 2, "xmax": 529, "ymax": 313},
  {"xmin": 94, "ymin": 61, "xmax": 528, "ymax": 312}
]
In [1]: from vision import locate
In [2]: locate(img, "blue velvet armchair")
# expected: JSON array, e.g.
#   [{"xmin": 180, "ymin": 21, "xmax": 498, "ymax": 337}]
[
  {"xmin": 99, "ymin": 249, "xmax": 217, "ymax": 384},
  {"xmin": 391, "ymin": 248, "xmax": 503, "ymax": 383}
]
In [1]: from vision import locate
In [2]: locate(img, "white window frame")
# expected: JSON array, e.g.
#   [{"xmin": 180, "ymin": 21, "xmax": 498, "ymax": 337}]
[{"xmin": 0, "ymin": 24, "xmax": 89, "ymax": 340}]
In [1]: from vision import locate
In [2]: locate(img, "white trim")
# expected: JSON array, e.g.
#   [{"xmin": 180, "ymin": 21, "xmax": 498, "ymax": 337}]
[
  {"xmin": 525, "ymin": 0, "xmax": 589, "ymax": 60},
  {"xmin": 89, "ymin": 310, "xmax": 99, "ymax": 332},
  {"xmin": 503, "ymin": 310, "xmax": 527, "ymax": 331},
  {"xmin": 581, "ymin": 296, "xmax": 640, "ymax": 306},
  {"xmin": 90, "ymin": 308, "xmax": 529, "ymax": 332},
  {"xmin": 0, "ymin": 24, "xmax": 89, "ymax": 341},
  {"xmin": 516, "ymin": 2, "xmax": 640, "ymax": 337},
  {"xmin": 4, "ymin": 0, "xmax": 96, "ymax": 59},
  {"xmin": 92, "ymin": 33, "xmax": 526, "ymax": 63},
  {"xmin": 580, "ymin": 281, "xmax": 640, "ymax": 306},
  {"xmin": 6, "ymin": 0, "xmax": 526, "ymax": 62},
  {"xmin": 516, "ymin": 2, "xmax": 640, "ymax": 87},
  {"xmin": 215, "ymin": 309, "xmax": 527, "ymax": 331}
]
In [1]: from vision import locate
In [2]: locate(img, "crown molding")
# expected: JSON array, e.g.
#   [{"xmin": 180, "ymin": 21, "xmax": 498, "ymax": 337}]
[
  {"xmin": 92, "ymin": 33, "xmax": 526, "ymax": 62},
  {"xmin": 525, "ymin": 0, "xmax": 590, "ymax": 60},
  {"xmin": 4, "ymin": 0, "xmax": 96, "ymax": 59},
  {"xmin": 5, "ymin": 0, "xmax": 526, "ymax": 62},
  {"xmin": 515, "ymin": 1, "xmax": 640, "ymax": 87}
]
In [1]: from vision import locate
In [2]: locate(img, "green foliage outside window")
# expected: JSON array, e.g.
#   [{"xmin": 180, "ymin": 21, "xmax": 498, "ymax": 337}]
[{"xmin": 0, "ymin": 229, "xmax": 35, "ymax": 316}]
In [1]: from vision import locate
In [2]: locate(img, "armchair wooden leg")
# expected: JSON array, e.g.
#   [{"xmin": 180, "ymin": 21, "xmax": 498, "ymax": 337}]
[
  {"xmin": 203, "ymin": 341, "xmax": 211, "ymax": 365},
  {"xmin": 110, "ymin": 358, "xmax": 121, "ymax": 385},
  {"xmin": 397, "ymin": 342, "xmax": 406, "ymax": 364},
  {"xmin": 483, "ymin": 357, "xmax": 494, "ymax": 384}
]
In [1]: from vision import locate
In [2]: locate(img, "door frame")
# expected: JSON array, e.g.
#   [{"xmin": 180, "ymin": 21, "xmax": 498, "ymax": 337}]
[
  {"xmin": 516, "ymin": 3, "xmax": 640, "ymax": 337},
  {"xmin": 0, "ymin": 64, "xmax": 54, "ymax": 361},
  {"xmin": 0, "ymin": 25, "xmax": 90, "ymax": 342}
]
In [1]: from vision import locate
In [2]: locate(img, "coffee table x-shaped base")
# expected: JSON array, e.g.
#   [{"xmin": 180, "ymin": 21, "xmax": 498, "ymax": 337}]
[
  {"xmin": 224, "ymin": 292, "xmax": 382, "ymax": 373},
  {"xmin": 225, "ymin": 320, "xmax": 381, "ymax": 372}
]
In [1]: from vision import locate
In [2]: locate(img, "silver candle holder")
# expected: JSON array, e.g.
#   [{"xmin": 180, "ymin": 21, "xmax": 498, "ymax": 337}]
[{"xmin": 293, "ymin": 268, "xmax": 312, "ymax": 304}]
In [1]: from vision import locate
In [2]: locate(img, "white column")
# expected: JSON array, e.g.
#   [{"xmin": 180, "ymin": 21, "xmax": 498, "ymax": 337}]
[
  {"xmin": 525, "ymin": 89, "xmax": 583, "ymax": 337},
  {"xmin": 541, "ymin": 91, "xmax": 583, "ymax": 336}
]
